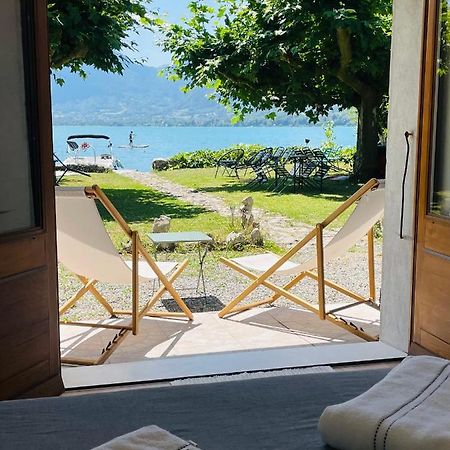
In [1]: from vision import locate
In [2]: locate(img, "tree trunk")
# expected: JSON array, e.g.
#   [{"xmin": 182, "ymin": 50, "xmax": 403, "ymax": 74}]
[
  {"xmin": 335, "ymin": 28, "xmax": 382, "ymax": 181},
  {"xmin": 355, "ymin": 91, "xmax": 380, "ymax": 181}
]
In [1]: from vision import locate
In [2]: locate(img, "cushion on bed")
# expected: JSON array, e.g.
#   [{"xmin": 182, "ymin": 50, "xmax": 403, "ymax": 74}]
[
  {"xmin": 319, "ymin": 356, "xmax": 450, "ymax": 450},
  {"xmin": 92, "ymin": 425, "xmax": 201, "ymax": 450}
]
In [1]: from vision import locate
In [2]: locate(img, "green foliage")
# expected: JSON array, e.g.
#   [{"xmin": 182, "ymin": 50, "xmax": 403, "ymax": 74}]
[
  {"xmin": 321, "ymin": 121, "xmax": 339, "ymax": 156},
  {"xmin": 439, "ymin": 0, "xmax": 450, "ymax": 77},
  {"xmin": 338, "ymin": 146, "xmax": 357, "ymax": 163},
  {"xmin": 167, "ymin": 144, "xmax": 263, "ymax": 169},
  {"xmin": 159, "ymin": 0, "xmax": 391, "ymax": 119},
  {"xmin": 320, "ymin": 121, "xmax": 356, "ymax": 164},
  {"xmin": 166, "ymin": 133, "xmax": 357, "ymax": 171},
  {"xmin": 158, "ymin": 0, "xmax": 392, "ymax": 178},
  {"xmin": 48, "ymin": 1, "xmax": 152, "ymax": 78},
  {"xmin": 167, "ymin": 149, "xmax": 219, "ymax": 169}
]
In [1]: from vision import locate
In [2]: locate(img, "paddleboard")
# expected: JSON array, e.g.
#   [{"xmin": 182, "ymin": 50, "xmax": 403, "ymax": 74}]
[{"xmin": 118, "ymin": 144, "xmax": 150, "ymax": 149}]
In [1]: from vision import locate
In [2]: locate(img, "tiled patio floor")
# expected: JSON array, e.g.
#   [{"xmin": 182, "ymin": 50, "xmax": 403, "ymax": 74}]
[{"xmin": 60, "ymin": 303, "xmax": 380, "ymax": 365}]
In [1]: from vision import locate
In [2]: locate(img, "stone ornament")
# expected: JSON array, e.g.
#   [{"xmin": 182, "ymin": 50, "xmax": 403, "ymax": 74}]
[{"xmin": 152, "ymin": 215, "xmax": 175, "ymax": 250}]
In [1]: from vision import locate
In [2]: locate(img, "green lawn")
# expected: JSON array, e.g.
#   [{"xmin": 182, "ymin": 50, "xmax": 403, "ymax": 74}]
[
  {"xmin": 60, "ymin": 172, "xmax": 280, "ymax": 260},
  {"xmin": 159, "ymin": 168, "xmax": 360, "ymax": 228}
]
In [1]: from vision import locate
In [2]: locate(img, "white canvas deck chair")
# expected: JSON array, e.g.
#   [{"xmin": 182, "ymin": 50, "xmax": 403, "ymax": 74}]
[
  {"xmin": 219, "ymin": 178, "xmax": 384, "ymax": 341},
  {"xmin": 56, "ymin": 185, "xmax": 193, "ymax": 365}
]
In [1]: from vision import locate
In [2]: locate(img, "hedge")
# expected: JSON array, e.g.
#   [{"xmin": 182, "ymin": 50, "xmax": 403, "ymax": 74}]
[{"xmin": 166, "ymin": 144, "xmax": 263, "ymax": 169}]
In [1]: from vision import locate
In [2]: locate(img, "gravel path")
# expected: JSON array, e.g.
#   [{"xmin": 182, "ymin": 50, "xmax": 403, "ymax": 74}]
[{"xmin": 59, "ymin": 170, "xmax": 383, "ymax": 320}]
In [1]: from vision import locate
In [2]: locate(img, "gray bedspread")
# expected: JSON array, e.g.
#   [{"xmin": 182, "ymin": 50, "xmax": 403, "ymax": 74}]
[{"xmin": 0, "ymin": 369, "xmax": 389, "ymax": 450}]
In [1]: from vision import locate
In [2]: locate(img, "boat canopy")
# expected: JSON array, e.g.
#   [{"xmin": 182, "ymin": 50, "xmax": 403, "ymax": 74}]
[{"xmin": 67, "ymin": 134, "xmax": 110, "ymax": 141}]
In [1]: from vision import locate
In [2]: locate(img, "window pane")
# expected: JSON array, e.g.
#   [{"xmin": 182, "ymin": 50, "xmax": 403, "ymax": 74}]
[{"xmin": 0, "ymin": 0, "xmax": 36, "ymax": 234}]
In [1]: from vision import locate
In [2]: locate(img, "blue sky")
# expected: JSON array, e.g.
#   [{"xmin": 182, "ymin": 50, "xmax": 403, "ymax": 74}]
[{"xmin": 128, "ymin": 0, "xmax": 216, "ymax": 67}]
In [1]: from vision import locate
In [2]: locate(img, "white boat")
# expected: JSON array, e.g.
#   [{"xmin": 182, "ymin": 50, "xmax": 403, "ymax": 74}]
[{"xmin": 63, "ymin": 134, "xmax": 123, "ymax": 170}]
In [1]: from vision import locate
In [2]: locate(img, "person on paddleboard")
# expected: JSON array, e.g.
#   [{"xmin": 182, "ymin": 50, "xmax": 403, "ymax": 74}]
[{"xmin": 129, "ymin": 130, "xmax": 134, "ymax": 146}]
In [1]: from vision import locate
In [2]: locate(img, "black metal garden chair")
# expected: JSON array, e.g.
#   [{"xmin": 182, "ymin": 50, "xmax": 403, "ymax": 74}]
[
  {"xmin": 53, "ymin": 153, "xmax": 90, "ymax": 186},
  {"xmin": 271, "ymin": 147, "xmax": 317, "ymax": 193},
  {"xmin": 266, "ymin": 146, "xmax": 293, "ymax": 190},
  {"xmin": 310, "ymin": 150, "xmax": 332, "ymax": 192},
  {"xmin": 245, "ymin": 148, "xmax": 274, "ymax": 188},
  {"xmin": 291, "ymin": 148, "xmax": 324, "ymax": 189},
  {"xmin": 290, "ymin": 149, "xmax": 336, "ymax": 192},
  {"xmin": 266, "ymin": 147, "xmax": 287, "ymax": 173},
  {"xmin": 214, "ymin": 148, "xmax": 245, "ymax": 179},
  {"xmin": 235, "ymin": 150, "xmax": 261, "ymax": 177}
]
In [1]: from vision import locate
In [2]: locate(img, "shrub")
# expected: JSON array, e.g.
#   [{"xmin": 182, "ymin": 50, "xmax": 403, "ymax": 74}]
[
  {"xmin": 167, "ymin": 144, "xmax": 263, "ymax": 169},
  {"xmin": 320, "ymin": 121, "xmax": 356, "ymax": 168},
  {"xmin": 59, "ymin": 164, "xmax": 112, "ymax": 173}
]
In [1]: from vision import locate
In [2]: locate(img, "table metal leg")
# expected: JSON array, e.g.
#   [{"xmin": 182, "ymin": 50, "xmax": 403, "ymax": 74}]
[
  {"xmin": 196, "ymin": 243, "xmax": 208, "ymax": 298},
  {"xmin": 149, "ymin": 234, "xmax": 212, "ymax": 300},
  {"xmin": 153, "ymin": 248, "xmax": 161, "ymax": 292}
]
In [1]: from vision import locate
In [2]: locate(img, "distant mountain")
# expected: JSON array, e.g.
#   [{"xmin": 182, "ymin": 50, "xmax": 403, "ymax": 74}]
[{"xmin": 51, "ymin": 65, "xmax": 353, "ymax": 127}]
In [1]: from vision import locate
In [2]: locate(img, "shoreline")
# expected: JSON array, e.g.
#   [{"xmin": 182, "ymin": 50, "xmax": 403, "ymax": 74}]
[
  {"xmin": 53, "ymin": 124, "xmax": 357, "ymax": 128},
  {"xmin": 53, "ymin": 125, "xmax": 357, "ymax": 172}
]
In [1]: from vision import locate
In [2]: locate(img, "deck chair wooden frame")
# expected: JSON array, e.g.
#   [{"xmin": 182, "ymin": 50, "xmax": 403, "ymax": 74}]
[
  {"xmin": 219, "ymin": 178, "xmax": 382, "ymax": 341},
  {"xmin": 57, "ymin": 185, "xmax": 193, "ymax": 366}
]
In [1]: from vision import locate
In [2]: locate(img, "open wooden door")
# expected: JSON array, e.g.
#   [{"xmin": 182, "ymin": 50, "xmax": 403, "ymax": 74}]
[
  {"xmin": 0, "ymin": 0, "xmax": 63, "ymax": 399},
  {"xmin": 413, "ymin": 0, "xmax": 450, "ymax": 358}
]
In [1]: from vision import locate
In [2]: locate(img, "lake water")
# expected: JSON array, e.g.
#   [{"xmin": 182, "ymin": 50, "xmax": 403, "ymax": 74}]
[{"xmin": 53, "ymin": 125, "xmax": 357, "ymax": 171}]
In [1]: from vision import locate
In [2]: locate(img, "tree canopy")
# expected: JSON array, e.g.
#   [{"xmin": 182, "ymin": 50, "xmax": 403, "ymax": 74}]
[
  {"xmin": 159, "ymin": 0, "xmax": 392, "ymax": 178},
  {"xmin": 48, "ymin": 0, "xmax": 152, "ymax": 77}
]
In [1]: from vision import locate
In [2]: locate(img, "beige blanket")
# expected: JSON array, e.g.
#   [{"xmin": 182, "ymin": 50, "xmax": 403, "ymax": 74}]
[
  {"xmin": 92, "ymin": 425, "xmax": 200, "ymax": 450},
  {"xmin": 318, "ymin": 356, "xmax": 450, "ymax": 450}
]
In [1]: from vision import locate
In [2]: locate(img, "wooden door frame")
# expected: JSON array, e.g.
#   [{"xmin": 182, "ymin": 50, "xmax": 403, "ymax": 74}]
[
  {"xmin": 411, "ymin": 0, "xmax": 450, "ymax": 355},
  {"xmin": 0, "ymin": 0, "xmax": 63, "ymax": 398},
  {"xmin": 26, "ymin": 0, "xmax": 63, "ymax": 395}
]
